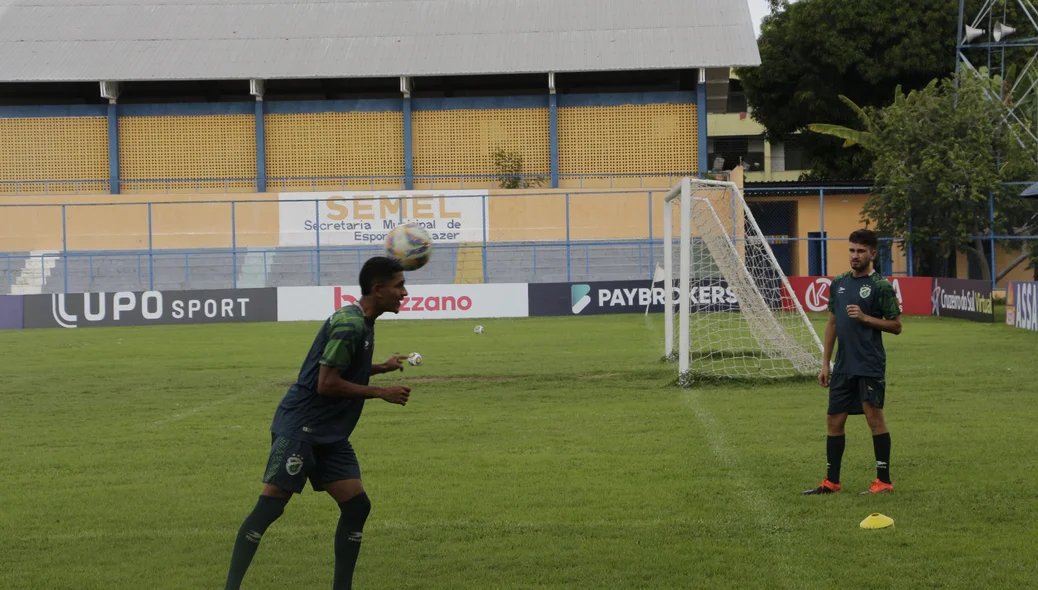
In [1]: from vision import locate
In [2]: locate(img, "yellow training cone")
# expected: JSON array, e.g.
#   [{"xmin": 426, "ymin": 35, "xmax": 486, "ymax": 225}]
[{"xmin": 860, "ymin": 513, "xmax": 895, "ymax": 530}]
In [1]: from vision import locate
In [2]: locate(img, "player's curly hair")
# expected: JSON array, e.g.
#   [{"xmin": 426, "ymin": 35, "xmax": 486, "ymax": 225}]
[
  {"xmin": 849, "ymin": 228, "xmax": 879, "ymax": 251},
  {"xmin": 359, "ymin": 256, "xmax": 404, "ymax": 295}
]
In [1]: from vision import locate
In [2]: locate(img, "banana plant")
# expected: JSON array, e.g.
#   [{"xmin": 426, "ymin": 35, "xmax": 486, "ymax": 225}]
[{"xmin": 806, "ymin": 85, "xmax": 912, "ymax": 148}]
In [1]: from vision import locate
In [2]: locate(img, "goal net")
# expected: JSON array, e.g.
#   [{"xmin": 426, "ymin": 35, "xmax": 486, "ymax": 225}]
[{"xmin": 662, "ymin": 178, "xmax": 822, "ymax": 383}]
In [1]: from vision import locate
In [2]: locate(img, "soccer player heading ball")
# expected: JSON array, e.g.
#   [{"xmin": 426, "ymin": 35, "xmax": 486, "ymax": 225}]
[
  {"xmin": 804, "ymin": 229, "xmax": 902, "ymax": 497},
  {"xmin": 225, "ymin": 257, "xmax": 413, "ymax": 589}
]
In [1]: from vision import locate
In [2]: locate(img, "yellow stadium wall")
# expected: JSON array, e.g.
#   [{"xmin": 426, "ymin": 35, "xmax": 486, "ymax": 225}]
[
  {"xmin": 558, "ymin": 102, "xmax": 698, "ymax": 183},
  {"xmin": 412, "ymin": 106, "xmax": 549, "ymax": 188},
  {"xmin": 485, "ymin": 169, "xmax": 740, "ymax": 243},
  {"xmin": 265, "ymin": 110, "xmax": 404, "ymax": 191},
  {"xmin": 118, "ymin": 114, "xmax": 256, "ymax": 193},
  {"xmin": 0, "ymin": 193, "xmax": 279, "ymax": 252},
  {"xmin": 0, "ymin": 94, "xmax": 700, "ymax": 196},
  {"xmin": 0, "ymin": 188, "xmax": 685, "ymax": 251},
  {"xmin": 0, "ymin": 116, "xmax": 109, "ymax": 194},
  {"xmin": 763, "ymin": 193, "xmax": 910, "ymax": 277}
]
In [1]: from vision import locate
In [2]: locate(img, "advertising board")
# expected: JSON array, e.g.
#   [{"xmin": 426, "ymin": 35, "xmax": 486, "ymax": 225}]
[
  {"xmin": 277, "ymin": 283, "xmax": 528, "ymax": 322},
  {"xmin": 0, "ymin": 295, "xmax": 23, "ymax": 330},
  {"xmin": 931, "ymin": 278, "xmax": 994, "ymax": 323},
  {"xmin": 1013, "ymin": 281, "xmax": 1038, "ymax": 331},
  {"xmin": 527, "ymin": 279, "xmax": 744, "ymax": 317},
  {"xmin": 785, "ymin": 276, "xmax": 933, "ymax": 316},
  {"xmin": 22, "ymin": 288, "xmax": 278, "ymax": 329}
]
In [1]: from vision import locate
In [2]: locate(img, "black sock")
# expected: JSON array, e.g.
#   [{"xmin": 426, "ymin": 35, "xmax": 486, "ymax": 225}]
[
  {"xmin": 873, "ymin": 432, "xmax": 892, "ymax": 484},
  {"xmin": 333, "ymin": 493, "xmax": 372, "ymax": 590},
  {"xmin": 826, "ymin": 435, "xmax": 846, "ymax": 484},
  {"xmin": 225, "ymin": 495, "xmax": 288, "ymax": 590}
]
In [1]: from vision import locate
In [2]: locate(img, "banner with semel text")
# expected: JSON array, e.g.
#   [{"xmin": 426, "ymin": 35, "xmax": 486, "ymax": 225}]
[{"xmin": 277, "ymin": 190, "xmax": 488, "ymax": 247}]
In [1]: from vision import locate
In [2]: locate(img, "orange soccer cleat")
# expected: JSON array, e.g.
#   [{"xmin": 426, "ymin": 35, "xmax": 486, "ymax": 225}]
[
  {"xmin": 860, "ymin": 479, "xmax": 894, "ymax": 495},
  {"xmin": 803, "ymin": 479, "xmax": 841, "ymax": 495}
]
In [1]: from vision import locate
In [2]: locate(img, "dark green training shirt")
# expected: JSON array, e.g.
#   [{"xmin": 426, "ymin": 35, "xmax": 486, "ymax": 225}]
[
  {"xmin": 828, "ymin": 270, "xmax": 901, "ymax": 378},
  {"xmin": 270, "ymin": 304, "xmax": 374, "ymax": 445}
]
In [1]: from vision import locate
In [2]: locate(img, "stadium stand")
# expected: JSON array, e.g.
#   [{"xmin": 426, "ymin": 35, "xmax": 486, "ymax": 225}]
[{"xmin": 0, "ymin": 0, "xmax": 760, "ymax": 293}]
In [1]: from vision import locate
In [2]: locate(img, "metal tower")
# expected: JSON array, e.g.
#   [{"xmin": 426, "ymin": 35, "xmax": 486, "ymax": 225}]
[{"xmin": 956, "ymin": 0, "xmax": 1038, "ymax": 162}]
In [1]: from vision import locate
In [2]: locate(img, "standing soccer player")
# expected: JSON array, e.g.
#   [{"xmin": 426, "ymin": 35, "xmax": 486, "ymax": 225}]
[
  {"xmin": 224, "ymin": 256, "xmax": 413, "ymax": 589},
  {"xmin": 803, "ymin": 229, "xmax": 903, "ymax": 496}
]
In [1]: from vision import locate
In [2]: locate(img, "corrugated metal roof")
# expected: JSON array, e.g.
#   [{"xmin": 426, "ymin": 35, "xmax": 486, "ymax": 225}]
[{"xmin": 0, "ymin": 0, "xmax": 760, "ymax": 82}]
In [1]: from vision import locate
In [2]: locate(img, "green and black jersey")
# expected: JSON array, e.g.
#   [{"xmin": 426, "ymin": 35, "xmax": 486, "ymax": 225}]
[
  {"xmin": 827, "ymin": 270, "xmax": 901, "ymax": 378},
  {"xmin": 270, "ymin": 304, "xmax": 375, "ymax": 445}
]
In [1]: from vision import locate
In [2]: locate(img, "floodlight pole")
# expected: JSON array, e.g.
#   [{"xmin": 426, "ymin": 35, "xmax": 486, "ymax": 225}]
[{"xmin": 956, "ymin": 0, "xmax": 966, "ymax": 78}]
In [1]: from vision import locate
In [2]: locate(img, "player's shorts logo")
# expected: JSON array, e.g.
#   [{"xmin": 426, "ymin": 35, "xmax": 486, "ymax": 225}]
[
  {"xmin": 859, "ymin": 285, "xmax": 872, "ymax": 299},
  {"xmin": 285, "ymin": 454, "xmax": 304, "ymax": 476}
]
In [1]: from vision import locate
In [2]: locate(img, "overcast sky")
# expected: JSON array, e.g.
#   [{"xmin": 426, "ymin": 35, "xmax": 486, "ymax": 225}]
[{"xmin": 747, "ymin": 0, "xmax": 799, "ymax": 37}]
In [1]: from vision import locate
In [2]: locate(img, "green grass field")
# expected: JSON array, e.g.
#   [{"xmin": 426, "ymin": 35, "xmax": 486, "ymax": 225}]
[{"xmin": 1, "ymin": 312, "xmax": 1036, "ymax": 589}]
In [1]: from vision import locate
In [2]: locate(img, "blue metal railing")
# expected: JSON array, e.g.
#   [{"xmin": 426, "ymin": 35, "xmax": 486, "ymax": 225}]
[
  {"xmin": 1, "ymin": 183, "xmax": 1034, "ymax": 293},
  {"xmin": 3, "ymin": 234, "xmax": 1033, "ymax": 295}
]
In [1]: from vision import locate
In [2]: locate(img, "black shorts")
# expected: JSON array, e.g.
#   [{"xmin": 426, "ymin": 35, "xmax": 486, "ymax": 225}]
[
  {"xmin": 828, "ymin": 374, "xmax": 886, "ymax": 416},
  {"xmin": 262, "ymin": 433, "xmax": 362, "ymax": 494}
]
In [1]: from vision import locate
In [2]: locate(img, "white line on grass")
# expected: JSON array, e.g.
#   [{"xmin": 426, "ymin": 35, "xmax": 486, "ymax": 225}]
[
  {"xmin": 145, "ymin": 390, "xmax": 248, "ymax": 427},
  {"xmin": 683, "ymin": 390, "xmax": 806, "ymax": 587}
]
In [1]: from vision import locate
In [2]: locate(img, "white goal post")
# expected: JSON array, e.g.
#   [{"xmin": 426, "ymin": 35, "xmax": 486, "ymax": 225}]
[{"xmin": 662, "ymin": 177, "xmax": 823, "ymax": 382}]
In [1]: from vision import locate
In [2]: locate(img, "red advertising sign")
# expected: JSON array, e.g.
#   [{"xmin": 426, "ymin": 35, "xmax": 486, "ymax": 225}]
[{"xmin": 786, "ymin": 276, "xmax": 933, "ymax": 316}]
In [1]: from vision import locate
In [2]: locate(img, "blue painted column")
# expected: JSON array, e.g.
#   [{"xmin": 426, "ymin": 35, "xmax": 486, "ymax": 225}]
[
  {"xmin": 697, "ymin": 76, "xmax": 708, "ymax": 175},
  {"xmin": 549, "ymin": 93, "xmax": 559, "ymax": 188},
  {"xmin": 107, "ymin": 103, "xmax": 120, "ymax": 194},
  {"xmin": 403, "ymin": 97, "xmax": 414, "ymax": 190},
  {"xmin": 255, "ymin": 99, "xmax": 267, "ymax": 192}
]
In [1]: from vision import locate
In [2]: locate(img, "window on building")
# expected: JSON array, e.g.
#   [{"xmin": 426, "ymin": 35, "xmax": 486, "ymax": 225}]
[
  {"xmin": 783, "ymin": 137, "xmax": 809, "ymax": 170},
  {"xmin": 726, "ymin": 79, "xmax": 747, "ymax": 113},
  {"xmin": 708, "ymin": 137, "xmax": 764, "ymax": 172}
]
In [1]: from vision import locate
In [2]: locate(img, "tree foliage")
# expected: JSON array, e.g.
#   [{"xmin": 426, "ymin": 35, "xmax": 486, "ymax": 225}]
[
  {"xmin": 848, "ymin": 73, "xmax": 1037, "ymax": 281},
  {"xmin": 492, "ymin": 148, "xmax": 544, "ymax": 189},
  {"xmin": 734, "ymin": 0, "xmax": 964, "ymax": 180}
]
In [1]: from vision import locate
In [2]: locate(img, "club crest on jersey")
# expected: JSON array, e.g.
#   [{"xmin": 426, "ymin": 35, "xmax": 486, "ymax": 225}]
[
  {"xmin": 859, "ymin": 285, "xmax": 872, "ymax": 299},
  {"xmin": 286, "ymin": 454, "xmax": 304, "ymax": 476}
]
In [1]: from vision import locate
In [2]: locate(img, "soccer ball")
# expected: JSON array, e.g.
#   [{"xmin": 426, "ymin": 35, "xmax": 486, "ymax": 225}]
[
  {"xmin": 385, "ymin": 223, "xmax": 433, "ymax": 271},
  {"xmin": 407, "ymin": 352, "xmax": 422, "ymax": 366},
  {"xmin": 474, "ymin": 325, "xmax": 484, "ymax": 334}
]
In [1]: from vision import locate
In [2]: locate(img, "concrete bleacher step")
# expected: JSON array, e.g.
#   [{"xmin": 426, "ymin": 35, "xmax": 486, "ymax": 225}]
[
  {"xmin": 9, "ymin": 250, "xmax": 59, "ymax": 294},
  {"xmin": 237, "ymin": 248, "xmax": 274, "ymax": 288},
  {"xmin": 453, "ymin": 243, "xmax": 483, "ymax": 284}
]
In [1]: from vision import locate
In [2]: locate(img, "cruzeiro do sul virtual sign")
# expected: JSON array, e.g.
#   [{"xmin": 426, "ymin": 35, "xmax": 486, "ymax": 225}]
[
  {"xmin": 930, "ymin": 278, "xmax": 994, "ymax": 323},
  {"xmin": 277, "ymin": 190, "xmax": 489, "ymax": 247}
]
